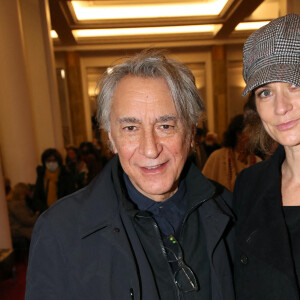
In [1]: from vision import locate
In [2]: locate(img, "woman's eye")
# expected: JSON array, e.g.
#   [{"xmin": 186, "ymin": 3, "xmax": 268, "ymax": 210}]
[{"xmin": 257, "ymin": 89, "xmax": 271, "ymax": 98}]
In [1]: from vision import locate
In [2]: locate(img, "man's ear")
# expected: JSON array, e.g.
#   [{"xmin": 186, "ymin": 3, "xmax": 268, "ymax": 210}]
[{"xmin": 108, "ymin": 132, "xmax": 118, "ymax": 154}]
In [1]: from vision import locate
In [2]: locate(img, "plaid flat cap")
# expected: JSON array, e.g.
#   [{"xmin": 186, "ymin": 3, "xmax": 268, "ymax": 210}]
[{"xmin": 242, "ymin": 13, "xmax": 300, "ymax": 97}]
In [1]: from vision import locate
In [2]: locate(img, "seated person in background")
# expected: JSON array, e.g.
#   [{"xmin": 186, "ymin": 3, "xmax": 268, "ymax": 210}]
[
  {"xmin": 7, "ymin": 183, "xmax": 39, "ymax": 241},
  {"xmin": 32, "ymin": 148, "xmax": 75, "ymax": 213},
  {"xmin": 202, "ymin": 114, "xmax": 261, "ymax": 191},
  {"xmin": 65, "ymin": 145, "xmax": 88, "ymax": 190}
]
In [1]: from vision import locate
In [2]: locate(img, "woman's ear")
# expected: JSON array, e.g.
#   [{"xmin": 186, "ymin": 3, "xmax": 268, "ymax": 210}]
[{"xmin": 108, "ymin": 132, "xmax": 118, "ymax": 154}]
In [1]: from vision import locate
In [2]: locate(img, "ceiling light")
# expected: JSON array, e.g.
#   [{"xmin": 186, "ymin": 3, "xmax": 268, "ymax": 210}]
[
  {"xmin": 72, "ymin": 25, "xmax": 222, "ymax": 38},
  {"xmin": 71, "ymin": 0, "xmax": 228, "ymax": 20},
  {"xmin": 51, "ymin": 30, "xmax": 58, "ymax": 38},
  {"xmin": 235, "ymin": 21, "xmax": 270, "ymax": 31}
]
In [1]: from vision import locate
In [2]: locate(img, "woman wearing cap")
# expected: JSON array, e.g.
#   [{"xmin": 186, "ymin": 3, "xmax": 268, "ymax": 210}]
[{"xmin": 233, "ymin": 14, "xmax": 300, "ymax": 299}]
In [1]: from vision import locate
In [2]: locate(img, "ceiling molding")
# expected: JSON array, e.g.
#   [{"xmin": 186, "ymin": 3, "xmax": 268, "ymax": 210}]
[
  {"xmin": 50, "ymin": 0, "xmax": 277, "ymax": 51},
  {"xmin": 215, "ymin": 0, "xmax": 264, "ymax": 38}
]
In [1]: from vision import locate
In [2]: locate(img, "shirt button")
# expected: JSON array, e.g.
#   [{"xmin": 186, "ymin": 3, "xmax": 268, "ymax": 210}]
[
  {"xmin": 240, "ymin": 254, "xmax": 248, "ymax": 265},
  {"xmin": 113, "ymin": 227, "xmax": 120, "ymax": 233}
]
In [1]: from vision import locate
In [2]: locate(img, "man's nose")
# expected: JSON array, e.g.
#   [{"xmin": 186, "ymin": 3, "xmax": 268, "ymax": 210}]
[{"xmin": 139, "ymin": 129, "xmax": 162, "ymax": 158}]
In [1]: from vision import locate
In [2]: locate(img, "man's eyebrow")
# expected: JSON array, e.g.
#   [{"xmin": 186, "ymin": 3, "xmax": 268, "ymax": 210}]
[
  {"xmin": 117, "ymin": 115, "xmax": 177, "ymax": 124},
  {"xmin": 118, "ymin": 117, "xmax": 141, "ymax": 124},
  {"xmin": 156, "ymin": 115, "xmax": 177, "ymax": 123}
]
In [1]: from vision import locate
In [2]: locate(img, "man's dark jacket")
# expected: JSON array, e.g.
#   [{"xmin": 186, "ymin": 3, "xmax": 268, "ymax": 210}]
[
  {"xmin": 233, "ymin": 145, "xmax": 299, "ymax": 299},
  {"xmin": 26, "ymin": 156, "xmax": 235, "ymax": 300}
]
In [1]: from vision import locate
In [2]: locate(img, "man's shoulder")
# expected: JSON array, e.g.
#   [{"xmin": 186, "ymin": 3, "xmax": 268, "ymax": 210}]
[
  {"xmin": 209, "ymin": 178, "xmax": 232, "ymax": 200},
  {"xmin": 35, "ymin": 159, "xmax": 117, "ymax": 234},
  {"xmin": 208, "ymin": 179, "xmax": 233, "ymax": 214},
  {"xmin": 36, "ymin": 185, "xmax": 91, "ymax": 230},
  {"xmin": 186, "ymin": 162, "xmax": 233, "ymax": 213}
]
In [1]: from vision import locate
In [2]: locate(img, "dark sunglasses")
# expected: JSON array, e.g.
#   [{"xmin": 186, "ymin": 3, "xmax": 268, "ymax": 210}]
[{"xmin": 163, "ymin": 234, "xmax": 199, "ymax": 293}]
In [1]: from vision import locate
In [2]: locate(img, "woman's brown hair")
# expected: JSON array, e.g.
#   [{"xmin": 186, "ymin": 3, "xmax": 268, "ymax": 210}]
[{"xmin": 243, "ymin": 91, "xmax": 276, "ymax": 156}]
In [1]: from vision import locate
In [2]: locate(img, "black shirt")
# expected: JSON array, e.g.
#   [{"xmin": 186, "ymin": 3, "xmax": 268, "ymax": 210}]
[
  {"xmin": 283, "ymin": 206, "xmax": 300, "ymax": 290},
  {"xmin": 123, "ymin": 173, "xmax": 187, "ymax": 237}
]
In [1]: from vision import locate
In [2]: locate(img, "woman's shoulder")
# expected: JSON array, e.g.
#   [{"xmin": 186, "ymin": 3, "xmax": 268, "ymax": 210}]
[
  {"xmin": 233, "ymin": 158, "xmax": 273, "ymax": 209},
  {"xmin": 234, "ymin": 158, "xmax": 272, "ymax": 199},
  {"xmin": 239, "ymin": 157, "xmax": 270, "ymax": 179}
]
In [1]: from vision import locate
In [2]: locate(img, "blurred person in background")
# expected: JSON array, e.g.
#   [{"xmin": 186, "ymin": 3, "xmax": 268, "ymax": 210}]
[
  {"xmin": 4, "ymin": 177, "xmax": 11, "ymax": 196},
  {"xmin": 202, "ymin": 114, "xmax": 261, "ymax": 191},
  {"xmin": 32, "ymin": 148, "xmax": 75, "ymax": 213},
  {"xmin": 203, "ymin": 131, "xmax": 221, "ymax": 157},
  {"xmin": 79, "ymin": 142, "xmax": 103, "ymax": 184},
  {"xmin": 7, "ymin": 182, "xmax": 39, "ymax": 241},
  {"xmin": 65, "ymin": 145, "xmax": 88, "ymax": 189},
  {"xmin": 189, "ymin": 127, "xmax": 208, "ymax": 170}
]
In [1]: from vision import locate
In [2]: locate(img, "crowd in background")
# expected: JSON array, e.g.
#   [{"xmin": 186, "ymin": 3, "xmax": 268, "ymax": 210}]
[{"xmin": 4, "ymin": 140, "xmax": 113, "ymax": 249}]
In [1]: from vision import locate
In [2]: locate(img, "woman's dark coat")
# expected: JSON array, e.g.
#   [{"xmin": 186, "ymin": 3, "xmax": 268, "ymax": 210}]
[
  {"xmin": 26, "ymin": 156, "xmax": 235, "ymax": 300},
  {"xmin": 233, "ymin": 145, "xmax": 299, "ymax": 299}
]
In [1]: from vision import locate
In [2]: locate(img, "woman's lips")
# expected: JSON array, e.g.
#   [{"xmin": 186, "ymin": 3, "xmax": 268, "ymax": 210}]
[{"xmin": 276, "ymin": 119, "xmax": 298, "ymax": 131}]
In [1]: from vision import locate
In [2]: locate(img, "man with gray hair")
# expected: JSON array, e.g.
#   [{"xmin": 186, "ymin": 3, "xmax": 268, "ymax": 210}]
[{"xmin": 26, "ymin": 49, "xmax": 235, "ymax": 300}]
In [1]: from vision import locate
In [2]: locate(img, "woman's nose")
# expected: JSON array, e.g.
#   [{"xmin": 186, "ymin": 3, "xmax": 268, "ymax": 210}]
[{"xmin": 274, "ymin": 92, "xmax": 293, "ymax": 115}]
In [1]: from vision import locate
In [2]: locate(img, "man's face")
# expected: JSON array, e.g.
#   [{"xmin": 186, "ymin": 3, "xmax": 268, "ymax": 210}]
[{"xmin": 109, "ymin": 75, "xmax": 192, "ymax": 202}]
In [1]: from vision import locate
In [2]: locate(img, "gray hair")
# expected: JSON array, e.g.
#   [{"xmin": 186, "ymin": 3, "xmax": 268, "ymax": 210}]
[{"xmin": 97, "ymin": 49, "xmax": 205, "ymax": 132}]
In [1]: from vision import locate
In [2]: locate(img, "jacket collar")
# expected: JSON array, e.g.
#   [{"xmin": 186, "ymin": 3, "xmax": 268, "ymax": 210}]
[
  {"xmin": 78, "ymin": 156, "xmax": 233, "ymax": 245},
  {"xmin": 185, "ymin": 160, "xmax": 233, "ymax": 254},
  {"xmin": 78, "ymin": 156, "xmax": 120, "ymax": 238},
  {"xmin": 238, "ymin": 145, "xmax": 298, "ymax": 285}
]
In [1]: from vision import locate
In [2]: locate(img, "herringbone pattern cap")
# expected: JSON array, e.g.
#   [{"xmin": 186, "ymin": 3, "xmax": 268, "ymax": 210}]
[{"xmin": 242, "ymin": 14, "xmax": 300, "ymax": 97}]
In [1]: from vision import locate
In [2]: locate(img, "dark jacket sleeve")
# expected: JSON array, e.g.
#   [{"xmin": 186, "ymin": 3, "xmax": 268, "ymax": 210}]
[{"xmin": 25, "ymin": 215, "xmax": 68, "ymax": 300}]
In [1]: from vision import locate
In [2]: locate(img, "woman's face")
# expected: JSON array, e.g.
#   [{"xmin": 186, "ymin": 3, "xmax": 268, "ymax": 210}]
[{"xmin": 255, "ymin": 82, "xmax": 300, "ymax": 147}]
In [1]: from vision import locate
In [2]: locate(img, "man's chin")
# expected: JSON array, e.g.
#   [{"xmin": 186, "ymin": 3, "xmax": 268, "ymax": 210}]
[{"xmin": 136, "ymin": 184, "xmax": 176, "ymax": 202}]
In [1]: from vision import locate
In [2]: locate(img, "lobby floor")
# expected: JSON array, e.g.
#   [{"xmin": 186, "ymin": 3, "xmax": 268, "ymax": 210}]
[{"xmin": 0, "ymin": 260, "xmax": 27, "ymax": 300}]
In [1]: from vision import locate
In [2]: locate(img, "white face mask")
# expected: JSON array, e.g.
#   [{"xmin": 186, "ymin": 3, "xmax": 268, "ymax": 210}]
[{"xmin": 46, "ymin": 161, "xmax": 59, "ymax": 172}]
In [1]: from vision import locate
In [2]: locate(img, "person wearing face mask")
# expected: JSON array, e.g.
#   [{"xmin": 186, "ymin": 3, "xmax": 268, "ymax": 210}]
[{"xmin": 32, "ymin": 148, "xmax": 75, "ymax": 213}]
